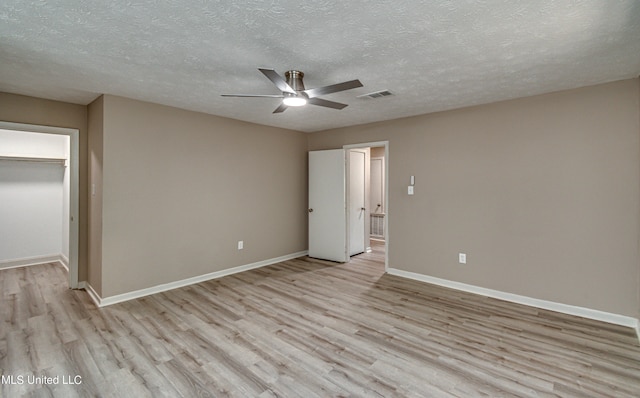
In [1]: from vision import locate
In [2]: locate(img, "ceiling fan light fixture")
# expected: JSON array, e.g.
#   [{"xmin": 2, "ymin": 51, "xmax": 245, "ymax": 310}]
[
  {"xmin": 223, "ymin": 68, "xmax": 362, "ymax": 113},
  {"xmin": 282, "ymin": 96, "xmax": 307, "ymax": 107}
]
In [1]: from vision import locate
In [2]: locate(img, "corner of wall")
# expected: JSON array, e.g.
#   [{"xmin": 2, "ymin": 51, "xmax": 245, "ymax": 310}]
[
  {"xmin": 637, "ymin": 76, "xmax": 640, "ymax": 332},
  {"xmin": 87, "ymin": 95, "xmax": 104, "ymax": 297}
]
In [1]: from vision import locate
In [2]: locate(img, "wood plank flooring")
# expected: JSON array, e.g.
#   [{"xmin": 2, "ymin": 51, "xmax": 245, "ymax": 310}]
[{"xmin": 2, "ymin": 242, "xmax": 640, "ymax": 397}]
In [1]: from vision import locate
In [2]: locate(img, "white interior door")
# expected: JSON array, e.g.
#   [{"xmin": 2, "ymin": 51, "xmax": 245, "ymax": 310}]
[
  {"xmin": 308, "ymin": 149, "xmax": 347, "ymax": 262},
  {"xmin": 349, "ymin": 150, "xmax": 366, "ymax": 256},
  {"xmin": 370, "ymin": 157, "xmax": 384, "ymax": 214}
]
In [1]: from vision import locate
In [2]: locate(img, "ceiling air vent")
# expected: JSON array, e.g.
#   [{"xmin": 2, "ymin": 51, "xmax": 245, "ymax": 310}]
[{"xmin": 357, "ymin": 90, "xmax": 394, "ymax": 99}]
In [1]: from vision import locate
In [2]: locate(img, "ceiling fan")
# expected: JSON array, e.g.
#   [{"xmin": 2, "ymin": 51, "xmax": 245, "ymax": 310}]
[{"xmin": 222, "ymin": 68, "xmax": 363, "ymax": 113}]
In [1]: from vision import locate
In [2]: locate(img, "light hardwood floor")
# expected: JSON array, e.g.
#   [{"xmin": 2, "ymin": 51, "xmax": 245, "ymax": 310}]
[{"xmin": 2, "ymin": 242, "xmax": 640, "ymax": 397}]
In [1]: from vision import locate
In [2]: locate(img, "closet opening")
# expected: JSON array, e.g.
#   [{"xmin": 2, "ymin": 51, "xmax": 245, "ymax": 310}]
[{"xmin": 0, "ymin": 121, "xmax": 79, "ymax": 288}]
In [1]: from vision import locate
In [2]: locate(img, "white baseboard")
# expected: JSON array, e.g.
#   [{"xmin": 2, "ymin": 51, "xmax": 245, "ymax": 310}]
[
  {"xmin": 60, "ymin": 253, "xmax": 69, "ymax": 269},
  {"xmin": 387, "ymin": 268, "xmax": 639, "ymax": 333},
  {"xmin": 84, "ymin": 282, "xmax": 101, "ymax": 307},
  {"xmin": 85, "ymin": 250, "xmax": 309, "ymax": 307},
  {"xmin": 0, "ymin": 254, "xmax": 65, "ymax": 270}
]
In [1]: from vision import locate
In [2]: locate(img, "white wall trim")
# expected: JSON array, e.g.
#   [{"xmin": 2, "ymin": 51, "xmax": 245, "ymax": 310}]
[
  {"xmin": 60, "ymin": 253, "xmax": 69, "ymax": 269},
  {"xmin": 85, "ymin": 251, "xmax": 309, "ymax": 307},
  {"xmin": 0, "ymin": 254, "xmax": 65, "ymax": 270},
  {"xmin": 387, "ymin": 268, "xmax": 640, "ymax": 332},
  {"xmin": 84, "ymin": 282, "xmax": 101, "ymax": 307}
]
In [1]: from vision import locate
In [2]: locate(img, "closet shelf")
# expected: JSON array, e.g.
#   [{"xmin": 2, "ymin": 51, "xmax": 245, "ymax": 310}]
[{"xmin": 0, "ymin": 155, "xmax": 67, "ymax": 166}]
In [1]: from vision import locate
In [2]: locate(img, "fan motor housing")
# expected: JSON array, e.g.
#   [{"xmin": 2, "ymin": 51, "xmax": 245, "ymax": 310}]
[{"xmin": 284, "ymin": 70, "xmax": 305, "ymax": 92}]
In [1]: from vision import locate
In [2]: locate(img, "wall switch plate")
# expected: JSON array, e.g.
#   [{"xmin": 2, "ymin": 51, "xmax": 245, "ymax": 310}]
[
  {"xmin": 459, "ymin": 253, "xmax": 466, "ymax": 264},
  {"xmin": 408, "ymin": 186, "xmax": 414, "ymax": 195},
  {"xmin": 238, "ymin": 241, "xmax": 244, "ymax": 250}
]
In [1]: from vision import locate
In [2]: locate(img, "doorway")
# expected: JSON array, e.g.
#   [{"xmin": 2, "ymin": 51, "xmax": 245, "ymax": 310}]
[
  {"xmin": 344, "ymin": 141, "xmax": 388, "ymax": 271},
  {"xmin": 0, "ymin": 121, "xmax": 80, "ymax": 288}
]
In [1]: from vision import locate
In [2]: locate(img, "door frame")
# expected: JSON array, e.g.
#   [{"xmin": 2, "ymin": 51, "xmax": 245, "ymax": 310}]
[
  {"xmin": 343, "ymin": 141, "xmax": 389, "ymax": 271},
  {"xmin": 0, "ymin": 121, "xmax": 80, "ymax": 288}
]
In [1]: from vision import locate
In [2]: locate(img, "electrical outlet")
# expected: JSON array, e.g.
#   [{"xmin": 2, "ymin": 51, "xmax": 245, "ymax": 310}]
[
  {"xmin": 458, "ymin": 253, "xmax": 466, "ymax": 264},
  {"xmin": 238, "ymin": 241, "xmax": 244, "ymax": 250}
]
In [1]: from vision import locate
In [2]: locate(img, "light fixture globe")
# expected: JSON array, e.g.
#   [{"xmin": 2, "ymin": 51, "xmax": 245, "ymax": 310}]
[{"xmin": 282, "ymin": 93, "xmax": 307, "ymax": 107}]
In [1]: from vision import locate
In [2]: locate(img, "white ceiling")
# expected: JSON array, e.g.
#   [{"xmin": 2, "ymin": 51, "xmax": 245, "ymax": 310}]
[{"xmin": 2, "ymin": 1, "xmax": 639, "ymax": 133}]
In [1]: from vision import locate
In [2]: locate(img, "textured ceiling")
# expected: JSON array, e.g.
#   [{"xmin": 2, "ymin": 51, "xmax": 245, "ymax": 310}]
[{"xmin": 1, "ymin": 1, "xmax": 639, "ymax": 132}]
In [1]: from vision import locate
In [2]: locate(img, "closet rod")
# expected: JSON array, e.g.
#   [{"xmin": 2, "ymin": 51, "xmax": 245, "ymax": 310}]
[{"xmin": 0, "ymin": 155, "xmax": 67, "ymax": 165}]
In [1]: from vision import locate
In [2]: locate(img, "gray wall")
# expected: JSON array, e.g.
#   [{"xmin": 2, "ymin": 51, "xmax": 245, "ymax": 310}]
[
  {"xmin": 92, "ymin": 95, "xmax": 308, "ymax": 297},
  {"xmin": 3, "ymin": 78, "xmax": 639, "ymax": 320},
  {"xmin": 309, "ymin": 78, "xmax": 640, "ymax": 318}
]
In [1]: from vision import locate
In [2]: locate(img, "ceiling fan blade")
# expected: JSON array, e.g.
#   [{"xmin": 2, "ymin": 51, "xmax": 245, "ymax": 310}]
[
  {"xmin": 304, "ymin": 79, "xmax": 363, "ymax": 98},
  {"xmin": 273, "ymin": 103, "xmax": 288, "ymax": 113},
  {"xmin": 259, "ymin": 68, "xmax": 296, "ymax": 94},
  {"xmin": 307, "ymin": 97, "xmax": 348, "ymax": 110},
  {"xmin": 221, "ymin": 94, "xmax": 284, "ymax": 98}
]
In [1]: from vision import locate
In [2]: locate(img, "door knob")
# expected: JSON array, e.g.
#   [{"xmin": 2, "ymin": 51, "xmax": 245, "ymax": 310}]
[
  {"xmin": 308, "ymin": 208, "xmax": 314, "ymax": 213},
  {"xmin": 361, "ymin": 207, "xmax": 366, "ymax": 211}
]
